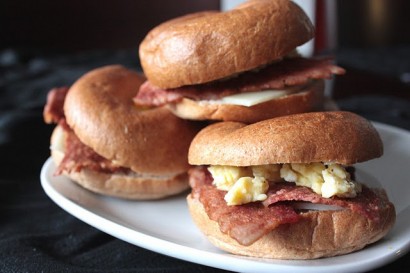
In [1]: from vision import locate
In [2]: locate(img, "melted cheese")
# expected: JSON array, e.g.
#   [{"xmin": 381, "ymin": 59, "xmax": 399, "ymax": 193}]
[
  {"xmin": 50, "ymin": 126, "xmax": 66, "ymax": 153},
  {"xmin": 205, "ymin": 90, "xmax": 290, "ymax": 107}
]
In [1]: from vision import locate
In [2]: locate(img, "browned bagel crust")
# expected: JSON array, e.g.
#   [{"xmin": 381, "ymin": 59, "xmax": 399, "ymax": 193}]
[
  {"xmin": 187, "ymin": 193, "xmax": 395, "ymax": 259},
  {"xmin": 64, "ymin": 65, "xmax": 201, "ymax": 175},
  {"xmin": 188, "ymin": 111, "xmax": 383, "ymax": 166},
  {"xmin": 167, "ymin": 80, "xmax": 324, "ymax": 123},
  {"xmin": 51, "ymin": 125, "xmax": 190, "ymax": 199},
  {"xmin": 140, "ymin": 0, "xmax": 314, "ymax": 89}
]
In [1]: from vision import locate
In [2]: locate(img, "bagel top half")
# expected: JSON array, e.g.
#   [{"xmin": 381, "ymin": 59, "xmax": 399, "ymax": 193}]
[
  {"xmin": 140, "ymin": 0, "xmax": 314, "ymax": 89},
  {"xmin": 63, "ymin": 65, "xmax": 200, "ymax": 176},
  {"xmin": 189, "ymin": 111, "xmax": 383, "ymax": 166}
]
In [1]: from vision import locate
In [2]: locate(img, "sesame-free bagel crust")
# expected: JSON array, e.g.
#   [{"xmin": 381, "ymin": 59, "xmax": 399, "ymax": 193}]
[
  {"xmin": 64, "ymin": 65, "xmax": 200, "ymax": 176},
  {"xmin": 187, "ymin": 193, "xmax": 395, "ymax": 259},
  {"xmin": 140, "ymin": 0, "xmax": 314, "ymax": 89},
  {"xmin": 50, "ymin": 125, "xmax": 189, "ymax": 199},
  {"xmin": 188, "ymin": 111, "xmax": 383, "ymax": 166}
]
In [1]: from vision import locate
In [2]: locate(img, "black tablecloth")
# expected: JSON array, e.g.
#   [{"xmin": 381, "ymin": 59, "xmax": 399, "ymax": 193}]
[{"xmin": 1, "ymin": 49, "xmax": 409, "ymax": 273}]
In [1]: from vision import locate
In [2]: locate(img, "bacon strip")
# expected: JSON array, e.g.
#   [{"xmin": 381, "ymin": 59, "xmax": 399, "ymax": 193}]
[
  {"xmin": 262, "ymin": 183, "xmax": 385, "ymax": 222},
  {"xmin": 134, "ymin": 57, "xmax": 345, "ymax": 106},
  {"xmin": 189, "ymin": 166, "xmax": 390, "ymax": 246},
  {"xmin": 189, "ymin": 167, "xmax": 300, "ymax": 246},
  {"xmin": 43, "ymin": 87, "xmax": 69, "ymax": 124},
  {"xmin": 55, "ymin": 126, "xmax": 128, "ymax": 175}
]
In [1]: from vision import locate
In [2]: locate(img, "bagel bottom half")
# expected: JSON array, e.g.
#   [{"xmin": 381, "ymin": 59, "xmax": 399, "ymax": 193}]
[
  {"xmin": 167, "ymin": 80, "xmax": 324, "ymax": 123},
  {"xmin": 51, "ymin": 125, "xmax": 189, "ymax": 200},
  {"xmin": 187, "ymin": 193, "xmax": 395, "ymax": 259}
]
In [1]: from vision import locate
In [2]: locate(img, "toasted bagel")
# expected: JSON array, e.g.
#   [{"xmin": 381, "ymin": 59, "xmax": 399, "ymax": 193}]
[
  {"xmin": 50, "ymin": 125, "xmax": 190, "ymax": 199},
  {"xmin": 186, "ymin": 111, "xmax": 394, "ymax": 258},
  {"xmin": 188, "ymin": 111, "xmax": 383, "ymax": 166},
  {"xmin": 187, "ymin": 193, "xmax": 395, "ymax": 259},
  {"xmin": 46, "ymin": 65, "xmax": 201, "ymax": 199},
  {"xmin": 140, "ymin": 0, "xmax": 314, "ymax": 89},
  {"xmin": 64, "ymin": 65, "xmax": 199, "ymax": 176}
]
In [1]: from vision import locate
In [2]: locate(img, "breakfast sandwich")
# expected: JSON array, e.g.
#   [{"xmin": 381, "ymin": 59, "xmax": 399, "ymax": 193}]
[
  {"xmin": 187, "ymin": 111, "xmax": 395, "ymax": 259},
  {"xmin": 134, "ymin": 0, "xmax": 345, "ymax": 123},
  {"xmin": 44, "ymin": 65, "xmax": 201, "ymax": 199}
]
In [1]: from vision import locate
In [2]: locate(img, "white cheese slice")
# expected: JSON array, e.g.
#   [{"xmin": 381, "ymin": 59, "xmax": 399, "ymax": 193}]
[
  {"xmin": 50, "ymin": 126, "xmax": 66, "ymax": 153},
  {"xmin": 205, "ymin": 90, "xmax": 290, "ymax": 107}
]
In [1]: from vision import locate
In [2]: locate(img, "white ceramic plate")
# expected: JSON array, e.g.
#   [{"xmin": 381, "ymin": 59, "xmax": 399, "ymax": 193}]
[{"xmin": 40, "ymin": 122, "xmax": 410, "ymax": 273}]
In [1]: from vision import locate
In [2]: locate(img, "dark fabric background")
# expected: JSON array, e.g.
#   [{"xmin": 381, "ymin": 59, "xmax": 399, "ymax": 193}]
[{"xmin": 0, "ymin": 48, "xmax": 409, "ymax": 273}]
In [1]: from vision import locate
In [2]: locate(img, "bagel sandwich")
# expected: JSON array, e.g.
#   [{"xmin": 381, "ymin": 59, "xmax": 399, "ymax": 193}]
[
  {"xmin": 43, "ymin": 65, "xmax": 201, "ymax": 200},
  {"xmin": 134, "ymin": 0, "xmax": 345, "ymax": 123},
  {"xmin": 187, "ymin": 111, "xmax": 395, "ymax": 259}
]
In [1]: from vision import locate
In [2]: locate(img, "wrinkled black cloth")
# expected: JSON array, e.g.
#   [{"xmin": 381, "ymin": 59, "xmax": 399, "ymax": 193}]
[{"xmin": 0, "ymin": 49, "xmax": 409, "ymax": 273}]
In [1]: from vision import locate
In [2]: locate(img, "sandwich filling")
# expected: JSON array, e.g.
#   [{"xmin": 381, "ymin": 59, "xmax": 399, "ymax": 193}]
[
  {"xmin": 208, "ymin": 163, "xmax": 362, "ymax": 206},
  {"xmin": 133, "ymin": 57, "xmax": 345, "ymax": 107},
  {"xmin": 202, "ymin": 89, "xmax": 293, "ymax": 107},
  {"xmin": 189, "ymin": 166, "xmax": 393, "ymax": 246}
]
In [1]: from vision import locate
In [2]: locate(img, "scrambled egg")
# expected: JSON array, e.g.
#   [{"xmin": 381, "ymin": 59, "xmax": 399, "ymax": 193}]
[
  {"xmin": 321, "ymin": 164, "xmax": 362, "ymax": 198},
  {"xmin": 280, "ymin": 163, "xmax": 362, "ymax": 198},
  {"xmin": 280, "ymin": 163, "xmax": 325, "ymax": 194},
  {"xmin": 208, "ymin": 163, "xmax": 362, "ymax": 206},
  {"xmin": 224, "ymin": 176, "xmax": 268, "ymax": 205},
  {"xmin": 252, "ymin": 164, "xmax": 282, "ymax": 182},
  {"xmin": 208, "ymin": 165, "xmax": 280, "ymax": 205},
  {"xmin": 208, "ymin": 166, "xmax": 252, "ymax": 191}
]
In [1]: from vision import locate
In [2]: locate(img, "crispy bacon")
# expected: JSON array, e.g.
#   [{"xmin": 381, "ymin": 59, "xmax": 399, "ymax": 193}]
[
  {"xmin": 189, "ymin": 166, "xmax": 391, "ymax": 246},
  {"xmin": 43, "ymin": 86, "xmax": 69, "ymax": 124},
  {"xmin": 134, "ymin": 57, "xmax": 345, "ymax": 106},
  {"xmin": 55, "ymin": 127, "xmax": 128, "ymax": 175},
  {"xmin": 262, "ymin": 183, "xmax": 385, "ymax": 222},
  {"xmin": 189, "ymin": 167, "xmax": 300, "ymax": 246}
]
